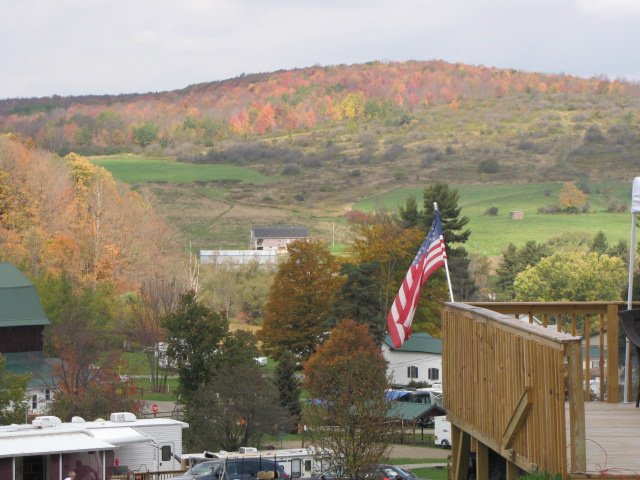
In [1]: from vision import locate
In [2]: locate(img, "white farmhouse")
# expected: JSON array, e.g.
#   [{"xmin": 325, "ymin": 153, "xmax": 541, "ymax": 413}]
[{"xmin": 381, "ymin": 332, "xmax": 442, "ymax": 387}]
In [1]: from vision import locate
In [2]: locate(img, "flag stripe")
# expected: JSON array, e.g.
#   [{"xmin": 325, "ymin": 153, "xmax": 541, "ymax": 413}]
[{"xmin": 387, "ymin": 214, "xmax": 447, "ymax": 348}]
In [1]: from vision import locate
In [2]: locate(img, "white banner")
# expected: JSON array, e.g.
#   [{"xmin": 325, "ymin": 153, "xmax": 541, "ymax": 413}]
[{"xmin": 633, "ymin": 177, "xmax": 640, "ymax": 213}]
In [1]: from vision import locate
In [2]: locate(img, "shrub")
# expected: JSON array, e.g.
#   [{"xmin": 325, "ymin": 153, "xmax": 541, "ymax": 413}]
[
  {"xmin": 282, "ymin": 164, "xmax": 301, "ymax": 175},
  {"xmin": 584, "ymin": 125, "xmax": 606, "ymax": 143},
  {"xmin": 607, "ymin": 199, "xmax": 627, "ymax": 213},
  {"xmin": 293, "ymin": 193, "xmax": 305, "ymax": 202},
  {"xmin": 478, "ymin": 158, "xmax": 500, "ymax": 174},
  {"xmin": 484, "ymin": 207, "xmax": 499, "ymax": 216}
]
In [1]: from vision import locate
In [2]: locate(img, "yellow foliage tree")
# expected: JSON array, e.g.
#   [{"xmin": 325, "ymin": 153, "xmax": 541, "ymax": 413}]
[{"xmin": 559, "ymin": 182, "xmax": 588, "ymax": 210}]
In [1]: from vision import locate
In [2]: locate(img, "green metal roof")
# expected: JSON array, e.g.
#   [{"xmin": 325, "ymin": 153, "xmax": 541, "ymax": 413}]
[
  {"xmin": 3, "ymin": 352, "xmax": 57, "ymax": 389},
  {"xmin": 383, "ymin": 332, "xmax": 442, "ymax": 354},
  {"xmin": 0, "ymin": 263, "xmax": 49, "ymax": 327},
  {"xmin": 387, "ymin": 401, "xmax": 446, "ymax": 421}
]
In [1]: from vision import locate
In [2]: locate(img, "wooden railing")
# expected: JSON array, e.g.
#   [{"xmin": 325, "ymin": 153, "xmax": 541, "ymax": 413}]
[
  {"xmin": 442, "ymin": 302, "xmax": 586, "ymax": 479},
  {"xmin": 469, "ymin": 301, "xmax": 632, "ymax": 403}
]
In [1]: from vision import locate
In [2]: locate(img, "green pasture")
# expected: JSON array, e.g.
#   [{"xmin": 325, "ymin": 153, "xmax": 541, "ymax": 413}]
[
  {"xmin": 91, "ymin": 154, "xmax": 272, "ymax": 185},
  {"xmin": 354, "ymin": 182, "xmax": 632, "ymax": 256}
]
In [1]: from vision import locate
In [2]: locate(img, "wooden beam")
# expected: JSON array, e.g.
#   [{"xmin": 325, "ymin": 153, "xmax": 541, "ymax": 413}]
[
  {"xmin": 502, "ymin": 387, "xmax": 532, "ymax": 449},
  {"xmin": 606, "ymin": 304, "xmax": 619, "ymax": 403},
  {"xmin": 566, "ymin": 341, "xmax": 586, "ymax": 473},
  {"xmin": 506, "ymin": 461, "xmax": 520, "ymax": 480},
  {"xmin": 447, "ymin": 411, "xmax": 537, "ymax": 473},
  {"xmin": 452, "ymin": 424, "xmax": 471, "ymax": 480},
  {"xmin": 476, "ymin": 441, "xmax": 489, "ymax": 480}
]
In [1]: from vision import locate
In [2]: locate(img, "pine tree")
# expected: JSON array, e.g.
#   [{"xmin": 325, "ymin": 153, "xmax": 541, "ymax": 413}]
[
  {"xmin": 420, "ymin": 183, "xmax": 474, "ymax": 300},
  {"xmin": 275, "ymin": 351, "xmax": 301, "ymax": 420},
  {"xmin": 399, "ymin": 195, "xmax": 419, "ymax": 228},
  {"xmin": 333, "ymin": 261, "xmax": 385, "ymax": 344}
]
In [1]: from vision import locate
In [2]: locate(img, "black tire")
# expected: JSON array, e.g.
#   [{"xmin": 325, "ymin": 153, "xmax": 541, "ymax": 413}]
[{"xmin": 441, "ymin": 439, "xmax": 450, "ymax": 448}]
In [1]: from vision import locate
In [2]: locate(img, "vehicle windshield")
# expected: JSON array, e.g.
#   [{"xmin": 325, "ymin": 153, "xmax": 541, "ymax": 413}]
[{"xmin": 191, "ymin": 462, "xmax": 220, "ymax": 475}]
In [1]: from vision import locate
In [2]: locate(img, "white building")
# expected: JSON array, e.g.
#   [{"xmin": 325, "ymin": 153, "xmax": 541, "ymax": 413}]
[{"xmin": 381, "ymin": 332, "xmax": 442, "ymax": 387}]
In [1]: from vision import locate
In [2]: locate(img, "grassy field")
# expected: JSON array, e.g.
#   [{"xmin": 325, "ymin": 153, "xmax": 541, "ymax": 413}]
[
  {"xmin": 411, "ymin": 466, "xmax": 448, "ymax": 480},
  {"xmin": 91, "ymin": 154, "xmax": 272, "ymax": 185},
  {"xmin": 354, "ymin": 181, "xmax": 632, "ymax": 256}
]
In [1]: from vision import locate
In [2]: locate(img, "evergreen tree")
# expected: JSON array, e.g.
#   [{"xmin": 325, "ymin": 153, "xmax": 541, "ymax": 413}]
[
  {"xmin": 420, "ymin": 183, "xmax": 470, "ymax": 244},
  {"xmin": 275, "ymin": 350, "xmax": 301, "ymax": 420},
  {"xmin": 494, "ymin": 241, "xmax": 550, "ymax": 300},
  {"xmin": 162, "ymin": 290, "xmax": 228, "ymax": 399},
  {"xmin": 591, "ymin": 231, "xmax": 608, "ymax": 255},
  {"xmin": 333, "ymin": 261, "xmax": 385, "ymax": 344},
  {"xmin": 399, "ymin": 196, "xmax": 419, "ymax": 228},
  {"xmin": 420, "ymin": 183, "xmax": 474, "ymax": 300}
]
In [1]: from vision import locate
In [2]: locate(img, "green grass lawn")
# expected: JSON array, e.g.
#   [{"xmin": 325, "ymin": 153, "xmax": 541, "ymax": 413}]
[
  {"xmin": 354, "ymin": 181, "xmax": 632, "ymax": 256},
  {"xmin": 411, "ymin": 466, "xmax": 448, "ymax": 480},
  {"xmin": 91, "ymin": 154, "xmax": 272, "ymax": 185}
]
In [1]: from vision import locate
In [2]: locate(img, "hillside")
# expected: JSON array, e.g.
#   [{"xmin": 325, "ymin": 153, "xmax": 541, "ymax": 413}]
[{"xmin": 2, "ymin": 60, "xmax": 640, "ymax": 252}]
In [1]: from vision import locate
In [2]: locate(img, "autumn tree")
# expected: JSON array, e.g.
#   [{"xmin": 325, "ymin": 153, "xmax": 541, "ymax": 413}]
[
  {"xmin": 0, "ymin": 354, "xmax": 29, "ymax": 424},
  {"xmin": 126, "ymin": 274, "xmax": 181, "ymax": 393},
  {"xmin": 514, "ymin": 252, "xmax": 626, "ymax": 301},
  {"xmin": 261, "ymin": 240, "xmax": 342, "ymax": 361},
  {"xmin": 46, "ymin": 278, "xmax": 140, "ymax": 420},
  {"xmin": 303, "ymin": 320, "xmax": 391, "ymax": 479},
  {"xmin": 348, "ymin": 218, "xmax": 424, "ymax": 320},
  {"xmin": 559, "ymin": 181, "xmax": 589, "ymax": 212}
]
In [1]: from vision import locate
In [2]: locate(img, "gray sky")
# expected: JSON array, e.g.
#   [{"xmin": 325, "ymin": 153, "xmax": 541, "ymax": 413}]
[{"xmin": 1, "ymin": 0, "xmax": 639, "ymax": 99}]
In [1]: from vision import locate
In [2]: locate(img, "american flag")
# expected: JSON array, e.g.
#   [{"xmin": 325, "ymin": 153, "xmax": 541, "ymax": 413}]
[{"xmin": 387, "ymin": 211, "xmax": 447, "ymax": 348}]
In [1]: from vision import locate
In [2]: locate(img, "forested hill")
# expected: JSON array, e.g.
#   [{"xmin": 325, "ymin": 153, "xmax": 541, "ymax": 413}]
[{"xmin": 2, "ymin": 60, "xmax": 640, "ymax": 185}]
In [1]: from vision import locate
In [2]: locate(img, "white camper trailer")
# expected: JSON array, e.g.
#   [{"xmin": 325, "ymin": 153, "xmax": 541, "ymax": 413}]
[
  {"xmin": 187, "ymin": 447, "xmax": 331, "ymax": 478},
  {"xmin": 68, "ymin": 412, "xmax": 188, "ymax": 473}
]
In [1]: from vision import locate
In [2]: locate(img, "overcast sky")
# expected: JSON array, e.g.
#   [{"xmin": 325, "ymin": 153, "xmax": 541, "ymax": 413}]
[{"xmin": 1, "ymin": 0, "xmax": 639, "ymax": 99}]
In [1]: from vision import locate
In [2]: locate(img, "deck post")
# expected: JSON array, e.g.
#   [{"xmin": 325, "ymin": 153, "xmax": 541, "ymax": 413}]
[
  {"xmin": 505, "ymin": 461, "xmax": 520, "ymax": 480},
  {"xmin": 476, "ymin": 441, "xmax": 489, "ymax": 480},
  {"xmin": 451, "ymin": 424, "xmax": 471, "ymax": 480},
  {"xmin": 567, "ymin": 341, "xmax": 586, "ymax": 473},
  {"xmin": 606, "ymin": 304, "xmax": 619, "ymax": 403}
]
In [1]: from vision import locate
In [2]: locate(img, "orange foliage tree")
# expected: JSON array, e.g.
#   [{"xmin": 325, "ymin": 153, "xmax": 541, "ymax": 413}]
[
  {"xmin": 261, "ymin": 240, "xmax": 343, "ymax": 361},
  {"xmin": 304, "ymin": 320, "xmax": 391, "ymax": 479}
]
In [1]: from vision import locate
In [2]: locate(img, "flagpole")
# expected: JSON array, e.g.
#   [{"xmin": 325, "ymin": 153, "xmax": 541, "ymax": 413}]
[
  {"xmin": 434, "ymin": 202, "xmax": 455, "ymax": 302},
  {"xmin": 624, "ymin": 208, "xmax": 636, "ymax": 403}
]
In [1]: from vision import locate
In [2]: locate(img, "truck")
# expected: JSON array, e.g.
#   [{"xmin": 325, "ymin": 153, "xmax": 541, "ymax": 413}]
[{"xmin": 433, "ymin": 415, "xmax": 451, "ymax": 448}]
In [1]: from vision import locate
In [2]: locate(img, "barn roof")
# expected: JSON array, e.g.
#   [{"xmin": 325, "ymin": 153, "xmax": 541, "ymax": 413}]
[
  {"xmin": 0, "ymin": 263, "xmax": 49, "ymax": 327},
  {"xmin": 251, "ymin": 226, "xmax": 309, "ymax": 238}
]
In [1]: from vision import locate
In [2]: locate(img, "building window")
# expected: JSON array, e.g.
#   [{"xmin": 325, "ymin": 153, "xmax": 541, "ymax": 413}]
[
  {"xmin": 45, "ymin": 389, "xmax": 51, "ymax": 401},
  {"xmin": 428, "ymin": 368, "xmax": 439, "ymax": 381},
  {"xmin": 31, "ymin": 395, "xmax": 37, "ymax": 410},
  {"xmin": 407, "ymin": 366, "xmax": 418, "ymax": 379}
]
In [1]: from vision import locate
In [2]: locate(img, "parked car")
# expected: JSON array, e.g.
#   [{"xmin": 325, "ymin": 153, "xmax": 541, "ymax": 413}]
[
  {"xmin": 170, "ymin": 458, "xmax": 288, "ymax": 480},
  {"xmin": 372, "ymin": 465, "xmax": 416, "ymax": 480},
  {"xmin": 170, "ymin": 460, "xmax": 224, "ymax": 480},
  {"xmin": 310, "ymin": 467, "xmax": 392, "ymax": 480}
]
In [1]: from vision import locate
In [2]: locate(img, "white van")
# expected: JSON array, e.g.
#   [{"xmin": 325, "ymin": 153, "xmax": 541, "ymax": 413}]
[{"xmin": 434, "ymin": 415, "xmax": 451, "ymax": 448}]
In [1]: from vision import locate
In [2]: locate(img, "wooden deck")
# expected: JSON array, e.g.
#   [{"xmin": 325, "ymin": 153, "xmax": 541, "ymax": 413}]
[{"xmin": 570, "ymin": 402, "xmax": 640, "ymax": 477}]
